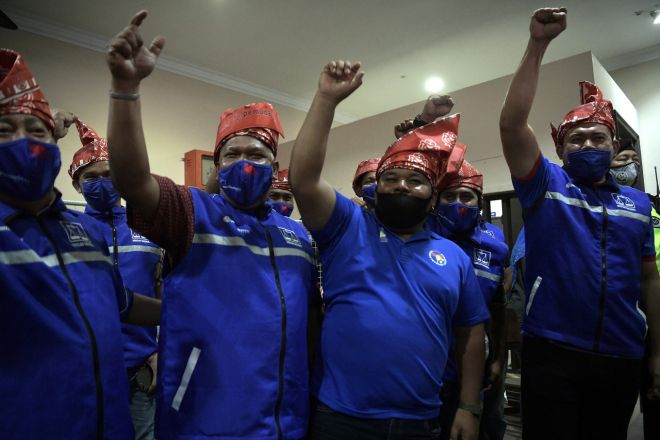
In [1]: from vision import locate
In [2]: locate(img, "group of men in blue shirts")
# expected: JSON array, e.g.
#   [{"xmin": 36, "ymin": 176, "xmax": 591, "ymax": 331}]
[{"xmin": 2, "ymin": 5, "xmax": 659, "ymax": 440}]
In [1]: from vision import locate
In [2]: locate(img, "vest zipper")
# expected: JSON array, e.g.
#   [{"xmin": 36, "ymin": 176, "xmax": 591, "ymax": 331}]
[
  {"xmin": 110, "ymin": 217, "xmax": 119, "ymax": 267},
  {"xmin": 593, "ymin": 197, "xmax": 608, "ymax": 351},
  {"xmin": 37, "ymin": 218, "xmax": 104, "ymax": 440},
  {"xmin": 264, "ymin": 227, "xmax": 287, "ymax": 440}
]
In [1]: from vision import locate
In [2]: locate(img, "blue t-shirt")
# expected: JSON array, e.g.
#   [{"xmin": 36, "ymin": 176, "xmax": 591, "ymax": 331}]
[
  {"xmin": 310, "ymin": 193, "xmax": 489, "ymax": 419},
  {"xmin": 513, "ymin": 155, "xmax": 655, "ymax": 358}
]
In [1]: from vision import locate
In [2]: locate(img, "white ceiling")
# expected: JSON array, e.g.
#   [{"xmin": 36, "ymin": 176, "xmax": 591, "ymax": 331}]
[{"xmin": 3, "ymin": 0, "xmax": 660, "ymax": 123}]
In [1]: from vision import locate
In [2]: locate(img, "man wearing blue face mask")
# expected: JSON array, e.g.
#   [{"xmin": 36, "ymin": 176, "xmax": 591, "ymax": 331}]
[
  {"xmin": 430, "ymin": 159, "xmax": 509, "ymax": 440},
  {"xmin": 104, "ymin": 11, "xmax": 319, "ymax": 440},
  {"xmin": 268, "ymin": 169, "xmax": 295, "ymax": 217},
  {"xmin": 500, "ymin": 7, "xmax": 660, "ymax": 439},
  {"xmin": 0, "ymin": 48, "xmax": 161, "ymax": 439},
  {"xmin": 69, "ymin": 117, "xmax": 163, "ymax": 440}
]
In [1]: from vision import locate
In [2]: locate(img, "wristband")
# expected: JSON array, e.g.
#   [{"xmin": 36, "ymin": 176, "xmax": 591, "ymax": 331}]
[
  {"xmin": 412, "ymin": 114, "xmax": 428, "ymax": 128},
  {"xmin": 110, "ymin": 90, "xmax": 140, "ymax": 101},
  {"xmin": 458, "ymin": 401, "xmax": 483, "ymax": 416}
]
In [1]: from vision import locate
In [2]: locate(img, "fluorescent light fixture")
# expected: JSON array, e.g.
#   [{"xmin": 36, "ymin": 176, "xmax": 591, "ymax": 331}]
[{"xmin": 424, "ymin": 77, "xmax": 444, "ymax": 93}]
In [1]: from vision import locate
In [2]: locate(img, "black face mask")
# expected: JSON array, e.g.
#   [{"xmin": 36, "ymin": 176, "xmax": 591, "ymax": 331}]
[{"xmin": 375, "ymin": 192, "xmax": 432, "ymax": 230}]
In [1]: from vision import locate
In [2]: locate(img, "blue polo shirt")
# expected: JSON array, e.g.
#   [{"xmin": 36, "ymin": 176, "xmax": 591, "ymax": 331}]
[
  {"xmin": 513, "ymin": 155, "xmax": 655, "ymax": 358},
  {"xmin": 311, "ymin": 192, "xmax": 489, "ymax": 419}
]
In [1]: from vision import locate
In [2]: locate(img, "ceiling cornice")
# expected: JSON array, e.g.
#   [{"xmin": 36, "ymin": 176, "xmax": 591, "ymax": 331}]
[
  {"xmin": 5, "ymin": 7, "xmax": 358, "ymax": 124},
  {"xmin": 601, "ymin": 43, "xmax": 660, "ymax": 72}
]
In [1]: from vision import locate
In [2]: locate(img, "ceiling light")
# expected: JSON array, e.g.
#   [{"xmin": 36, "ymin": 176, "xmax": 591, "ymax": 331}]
[
  {"xmin": 652, "ymin": 10, "xmax": 660, "ymax": 24},
  {"xmin": 424, "ymin": 77, "xmax": 444, "ymax": 93}
]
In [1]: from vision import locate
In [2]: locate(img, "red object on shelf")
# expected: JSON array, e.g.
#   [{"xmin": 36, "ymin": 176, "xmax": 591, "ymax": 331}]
[{"xmin": 183, "ymin": 149, "xmax": 215, "ymax": 190}]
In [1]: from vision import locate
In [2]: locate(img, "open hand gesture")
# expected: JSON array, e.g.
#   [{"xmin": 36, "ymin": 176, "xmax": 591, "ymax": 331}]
[
  {"xmin": 318, "ymin": 60, "xmax": 364, "ymax": 105},
  {"xmin": 107, "ymin": 10, "xmax": 166, "ymax": 90},
  {"xmin": 530, "ymin": 7, "xmax": 567, "ymax": 43}
]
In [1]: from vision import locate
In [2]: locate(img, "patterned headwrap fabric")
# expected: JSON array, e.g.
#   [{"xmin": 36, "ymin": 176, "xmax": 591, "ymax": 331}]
[
  {"xmin": 0, "ymin": 48, "xmax": 54, "ymax": 131},
  {"xmin": 439, "ymin": 158, "xmax": 483, "ymax": 194},
  {"xmin": 214, "ymin": 102, "xmax": 285, "ymax": 163},
  {"xmin": 68, "ymin": 118, "xmax": 108, "ymax": 179},
  {"xmin": 551, "ymin": 81, "xmax": 616, "ymax": 148},
  {"xmin": 377, "ymin": 114, "xmax": 463, "ymax": 188},
  {"xmin": 352, "ymin": 157, "xmax": 380, "ymax": 194},
  {"xmin": 271, "ymin": 168, "xmax": 291, "ymax": 191}
]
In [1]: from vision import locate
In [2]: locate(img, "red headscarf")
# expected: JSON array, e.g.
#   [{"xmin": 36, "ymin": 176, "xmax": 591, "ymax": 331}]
[
  {"xmin": 551, "ymin": 81, "xmax": 616, "ymax": 148},
  {"xmin": 377, "ymin": 114, "xmax": 463, "ymax": 188},
  {"xmin": 352, "ymin": 157, "xmax": 380, "ymax": 194},
  {"xmin": 271, "ymin": 168, "xmax": 291, "ymax": 191},
  {"xmin": 440, "ymin": 158, "xmax": 483, "ymax": 194},
  {"xmin": 0, "ymin": 49, "xmax": 54, "ymax": 131},
  {"xmin": 214, "ymin": 102, "xmax": 285, "ymax": 163},
  {"xmin": 68, "ymin": 118, "xmax": 108, "ymax": 179}
]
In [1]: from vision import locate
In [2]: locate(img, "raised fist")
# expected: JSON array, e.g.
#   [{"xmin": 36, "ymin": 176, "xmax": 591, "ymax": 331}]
[
  {"xmin": 394, "ymin": 119, "xmax": 414, "ymax": 139},
  {"xmin": 530, "ymin": 7, "xmax": 567, "ymax": 42},
  {"xmin": 51, "ymin": 109, "xmax": 76, "ymax": 141},
  {"xmin": 318, "ymin": 60, "xmax": 364, "ymax": 105},
  {"xmin": 421, "ymin": 95, "xmax": 455, "ymax": 123},
  {"xmin": 107, "ymin": 10, "xmax": 166, "ymax": 89}
]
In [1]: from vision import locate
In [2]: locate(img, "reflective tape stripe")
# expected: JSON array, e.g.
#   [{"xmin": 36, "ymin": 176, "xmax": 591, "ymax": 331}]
[
  {"xmin": 0, "ymin": 249, "xmax": 112, "ymax": 267},
  {"xmin": 545, "ymin": 191, "xmax": 650, "ymax": 223},
  {"xmin": 0, "ymin": 225, "xmax": 10, "ymax": 232},
  {"xmin": 192, "ymin": 233, "xmax": 314, "ymax": 264},
  {"xmin": 108, "ymin": 245, "xmax": 162, "ymax": 256},
  {"xmin": 172, "ymin": 347, "xmax": 201, "ymax": 411},
  {"xmin": 526, "ymin": 276, "xmax": 543, "ymax": 316},
  {"xmin": 474, "ymin": 268, "xmax": 502, "ymax": 283}
]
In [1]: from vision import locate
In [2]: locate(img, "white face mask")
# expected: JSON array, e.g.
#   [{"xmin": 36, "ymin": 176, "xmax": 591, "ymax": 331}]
[{"xmin": 609, "ymin": 162, "xmax": 639, "ymax": 187}]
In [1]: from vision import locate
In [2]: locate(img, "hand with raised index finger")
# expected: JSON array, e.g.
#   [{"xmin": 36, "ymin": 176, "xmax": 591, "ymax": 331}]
[
  {"xmin": 107, "ymin": 10, "xmax": 166, "ymax": 91},
  {"xmin": 317, "ymin": 60, "xmax": 365, "ymax": 105},
  {"xmin": 530, "ymin": 7, "xmax": 567, "ymax": 43}
]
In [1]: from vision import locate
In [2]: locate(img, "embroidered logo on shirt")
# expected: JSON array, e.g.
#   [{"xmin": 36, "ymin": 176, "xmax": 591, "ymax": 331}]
[
  {"xmin": 130, "ymin": 229, "xmax": 150, "ymax": 243},
  {"xmin": 429, "ymin": 250, "xmax": 447, "ymax": 266},
  {"xmin": 60, "ymin": 221, "xmax": 93, "ymax": 247},
  {"xmin": 279, "ymin": 227, "xmax": 302, "ymax": 247},
  {"xmin": 653, "ymin": 216, "xmax": 660, "ymax": 228},
  {"xmin": 223, "ymin": 215, "xmax": 250, "ymax": 235},
  {"xmin": 474, "ymin": 248, "xmax": 492, "ymax": 268},
  {"xmin": 611, "ymin": 194, "xmax": 636, "ymax": 211},
  {"xmin": 482, "ymin": 229, "xmax": 495, "ymax": 239}
]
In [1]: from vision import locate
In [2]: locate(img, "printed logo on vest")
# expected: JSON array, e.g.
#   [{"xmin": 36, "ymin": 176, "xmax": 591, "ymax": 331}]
[
  {"xmin": 130, "ymin": 229, "xmax": 150, "ymax": 243},
  {"xmin": 653, "ymin": 216, "xmax": 660, "ymax": 228},
  {"xmin": 60, "ymin": 221, "xmax": 93, "ymax": 247},
  {"xmin": 482, "ymin": 229, "xmax": 495, "ymax": 239},
  {"xmin": 474, "ymin": 248, "xmax": 492, "ymax": 268},
  {"xmin": 611, "ymin": 194, "xmax": 636, "ymax": 211},
  {"xmin": 223, "ymin": 215, "xmax": 250, "ymax": 235},
  {"xmin": 279, "ymin": 227, "xmax": 302, "ymax": 247},
  {"xmin": 429, "ymin": 250, "xmax": 447, "ymax": 266}
]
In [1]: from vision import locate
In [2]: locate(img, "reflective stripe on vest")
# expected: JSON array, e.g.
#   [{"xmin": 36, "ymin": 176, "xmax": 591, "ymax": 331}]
[
  {"xmin": 545, "ymin": 191, "xmax": 650, "ymax": 223},
  {"xmin": 474, "ymin": 268, "xmax": 502, "ymax": 283},
  {"xmin": 193, "ymin": 233, "xmax": 315, "ymax": 265},
  {"xmin": 0, "ymin": 249, "xmax": 112, "ymax": 267},
  {"xmin": 108, "ymin": 245, "xmax": 162, "ymax": 256}
]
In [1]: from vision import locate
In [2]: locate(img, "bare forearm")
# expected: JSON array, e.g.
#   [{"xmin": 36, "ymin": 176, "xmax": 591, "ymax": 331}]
[
  {"xmin": 490, "ymin": 302, "xmax": 507, "ymax": 365},
  {"xmin": 456, "ymin": 323, "xmax": 486, "ymax": 405},
  {"xmin": 643, "ymin": 277, "xmax": 660, "ymax": 357},
  {"xmin": 125, "ymin": 293, "xmax": 161, "ymax": 326}
]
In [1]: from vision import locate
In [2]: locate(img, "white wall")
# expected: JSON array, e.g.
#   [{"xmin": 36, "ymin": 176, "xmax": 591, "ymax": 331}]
[{"xmin": 611, "ymin": 58, "xmax": 660, "ymax": 194}]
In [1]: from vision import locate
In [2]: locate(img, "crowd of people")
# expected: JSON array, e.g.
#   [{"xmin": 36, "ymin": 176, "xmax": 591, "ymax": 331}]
[{"xmin": 1, "ymin": 6, "xmax": 659, "ymax": 440}]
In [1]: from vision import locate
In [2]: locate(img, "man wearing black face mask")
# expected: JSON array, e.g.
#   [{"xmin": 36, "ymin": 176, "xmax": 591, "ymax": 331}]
[
  {"xmin": 105, "ymin": 11, "xmax": 319, "ymax": 440},
  {"xmin": 0, "ymin": 48, "xmax": 161, "ymax": 439},
  {"xmin": 500, "ymin": 7, "xmax": 660, "ymax": 439},
  {"xmin": 290, "ymin": 59, "xmax": 489, "ymax": 440},
  {"xmin": 69, "ymin": 117, "xmax": 163, "ymax": 440}
]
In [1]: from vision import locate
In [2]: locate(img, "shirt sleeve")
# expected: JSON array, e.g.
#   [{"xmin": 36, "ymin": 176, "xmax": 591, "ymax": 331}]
[
  {"xmin": 127, "ymin": 174, "xmax": 194, "ymax": 266},
  {"xmin": 453, "ymin": 257, "xmax": 491, "ymax": 327},
  {"xmin": 309, "ymin": 191, "xmax": 358, "ymax": 249},
  {"xmin": 512, "ymin": 153, "xmax": 551, "ymax": 209}
]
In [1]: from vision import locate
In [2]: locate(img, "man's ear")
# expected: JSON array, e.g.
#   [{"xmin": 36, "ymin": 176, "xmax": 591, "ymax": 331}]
[
  {"xmin": 555, "ymin": 144, "xmax": 564, "ymax": 161},
  {"xmin": 72, "ymin": 179, "xmax": 81, "ymax": 194},
  {"xmin": 272, "ymin": 161, "xmax": 279, "ymax": 178},
  {"xmin": 429, "ymin": 191, "xmax": 439, "ymax": 212},
  {"xmin": 612, "ymin": 139, "xmax": 621, "ymax": 156}
]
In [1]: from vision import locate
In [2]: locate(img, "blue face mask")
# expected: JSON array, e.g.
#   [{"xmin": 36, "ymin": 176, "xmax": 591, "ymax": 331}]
[
  {"xmin": 436, "ymin": 202, "xmax": 480, "ymax": 235},
  {"xmin": 81, "ymin": 177, "xmax": 121, "ymax": 212},
  {"xmin": 564, "ymin": 149, "xmax": 612, "ymax": 182},
  {"xmin": 0, "ymin": 138, "xmax": 61, "ymax": 202},
  {"xmin": 219, "ymin": 160, "xmax": 273, "ymax": 207},
  {"xmin": 271, "ymin": 201, "xmax": 294, "ymax": 217},
  {"xmin": 361, "ymin": 183, "xmax": 376, "ymax": 209}
]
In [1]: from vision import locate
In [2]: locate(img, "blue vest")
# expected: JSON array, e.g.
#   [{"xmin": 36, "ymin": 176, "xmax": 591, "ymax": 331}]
[
  {"xmin": 0, "ymin": 194, "xmax": 133, "ymax": 439},
  {"xmin": 514, "ymin": 158, "xmax": 653, "ymax": 358},
  {"xmin": 156, "ymin": 190, "xmax": 315, "ymax": 440},
  {"xmin": 430, "ymin": 219, "xmax": 508, "ymax": 383},
  {"xmin": 86, "ymin": 205, "xmax": 161, "ymax": 369}
]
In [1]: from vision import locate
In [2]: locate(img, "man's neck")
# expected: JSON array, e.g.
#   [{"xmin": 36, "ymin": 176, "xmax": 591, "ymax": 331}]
[{"xmin": 0, "ymin": 189, "xmax": 57, "ymax": 216}]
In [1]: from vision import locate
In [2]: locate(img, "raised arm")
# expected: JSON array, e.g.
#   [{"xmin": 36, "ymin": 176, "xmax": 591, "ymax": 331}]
[
  {"xmin": 106, "ymin": 10, "xmax": 166, "ymax": 222},
  {"xmin": 289, "ymin": 60, "xmax": 364, "ymax": 230},
  {"xmin": 500, "ymin": 8, "xmax": 566, "ymax": 178}
]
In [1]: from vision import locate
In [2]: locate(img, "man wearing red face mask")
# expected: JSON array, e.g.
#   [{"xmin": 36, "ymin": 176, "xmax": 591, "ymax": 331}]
[
  {"xmin": 0, "ymin": 48, "xmax": 160, "ymax": 439},
  {"xmin": 500, "ymin": 7, "xmax": 660, "ymax": 439},
  {"xmin": 105, "ymin": 11, "xmax": 319, "ymax": 440}
]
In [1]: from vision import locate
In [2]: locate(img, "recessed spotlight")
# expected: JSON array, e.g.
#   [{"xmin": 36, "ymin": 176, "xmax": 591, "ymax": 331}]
[{"xmin": 425, "ymin": 77, "xmax": 444, "ymax": 93}]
